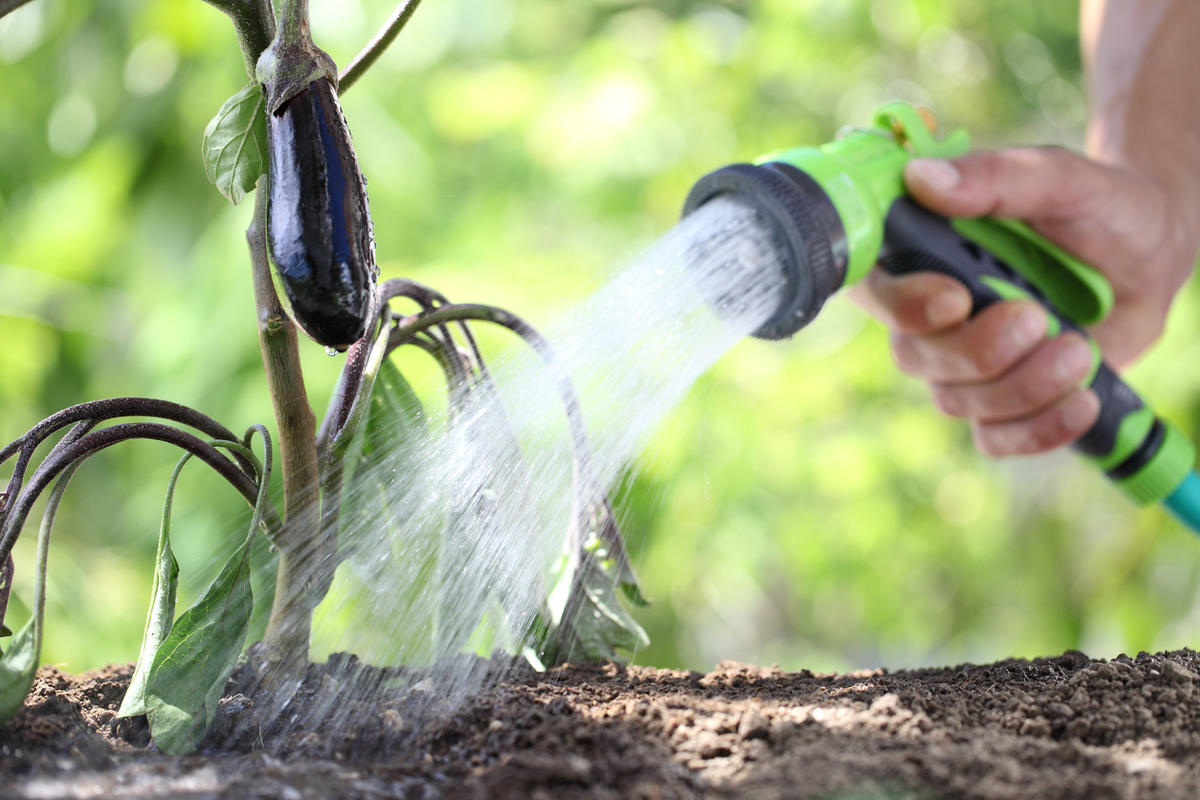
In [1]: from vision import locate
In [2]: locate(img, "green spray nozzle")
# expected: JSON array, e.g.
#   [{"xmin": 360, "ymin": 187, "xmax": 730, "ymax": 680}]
[{"xmin": 682, "ymin": 101, "xmax": 1199, "ymax": 530}]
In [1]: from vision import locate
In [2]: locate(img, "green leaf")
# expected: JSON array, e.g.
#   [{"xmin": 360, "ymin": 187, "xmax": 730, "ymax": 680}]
[
  {"xmin": 140, "ymin": 430, "xmax": 272, "ymax": 754},
  {"xmin": 0, "ymin": 618, "xmax": 38, "ymax": 723},
  {"xmin": 341, "ymin": 359, "xmax": 426, "ymax": 548},
  {"xmin": 142, "ymin": 538, "xmax": 253, "ymax": 754},
  {"xmin": 118, "ymin": 455, "xmax": 188, "ymax": 719},
  {"xmin": 202, "ymin": 84, "xmax": 267, "ymax": 206},
  {"xmin": 329, "ymin": 360, "xmax": 438, "ymax": 660}
]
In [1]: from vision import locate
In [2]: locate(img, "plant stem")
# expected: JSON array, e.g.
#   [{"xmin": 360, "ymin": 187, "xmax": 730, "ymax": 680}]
[
  {"xmin": 338, "ymin": 0, "xmax": 424, "ymax": 95},
  {"xmin": 201, "ymin": 0, "xmax": 275, "ymax": 80},
  {"xmin": 245, "ymin": 181, "xmax": 325, "ymax": 675}
]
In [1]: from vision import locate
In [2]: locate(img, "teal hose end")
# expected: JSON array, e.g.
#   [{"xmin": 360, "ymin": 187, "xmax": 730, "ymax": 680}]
[{"xmin": 1163, "ymin": 471, "xmax": 1200, "ymax": 536}]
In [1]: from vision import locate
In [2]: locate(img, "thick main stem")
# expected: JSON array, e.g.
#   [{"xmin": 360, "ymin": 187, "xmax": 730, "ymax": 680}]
[
  {"xmin": 246, "ymin": 183, "xmax": 324, "ymax": 674},
  {"xmin": 201, "ymin": 0, "xmax": 275, "ymax": 80}
]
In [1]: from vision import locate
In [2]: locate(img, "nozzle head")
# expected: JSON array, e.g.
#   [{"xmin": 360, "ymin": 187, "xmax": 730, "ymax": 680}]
[{"xmin": 682, "ymin": 163, "xmax": 847, "ymax": 339}]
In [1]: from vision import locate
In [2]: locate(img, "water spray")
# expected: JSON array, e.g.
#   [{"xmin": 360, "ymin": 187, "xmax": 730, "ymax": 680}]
[{"xmin": 683, "ymin": 102, "xmax": 1200, "ymax": 533}]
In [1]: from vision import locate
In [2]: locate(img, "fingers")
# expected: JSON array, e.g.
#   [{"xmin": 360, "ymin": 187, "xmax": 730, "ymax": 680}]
[
  {"xmin": 904, "ymin": 147, "xmax": 1106, "ymax": 222},
  {"xmin": 930, "ymin": 333, "xmax": 1095, "ymax": 422},
  {"xmin": 854, "ymin": 273, "xmax": 1099, "ymax": 456},
  {"xmin": 970, "ymin": 389, "xmax": 1100, "ymax": 457},
  {"xmin": 890, "ymin": 301, "xmax": 1047, "ymax": 384},
  {"xmin": 847, "ymin": 269, "xmax": 972, "ymax": 334}
]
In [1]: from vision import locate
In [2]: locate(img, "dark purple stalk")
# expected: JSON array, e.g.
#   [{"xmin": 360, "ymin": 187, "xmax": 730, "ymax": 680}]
[
  {"xmin": 388, "ymin": 303, "xmax": 633, "ymax": 571},
  {"xmin": 0, "ymin": 423, "xmax": 264, "ymax": 567},
  {"xmin": 1, "ymin": 399, "xmax": 259, "ymax": 531}
]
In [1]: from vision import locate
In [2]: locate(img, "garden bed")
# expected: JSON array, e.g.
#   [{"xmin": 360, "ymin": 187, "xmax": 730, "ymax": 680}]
[{"xmin": 2, "ymin": 648, "xmax": 1198, "ymax": 799}]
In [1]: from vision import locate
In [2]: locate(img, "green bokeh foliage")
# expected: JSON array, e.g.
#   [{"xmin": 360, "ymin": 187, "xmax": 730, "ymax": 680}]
[{"xmin": 1, "ymin": 0, "xmax": 1198, "ymax": 674}]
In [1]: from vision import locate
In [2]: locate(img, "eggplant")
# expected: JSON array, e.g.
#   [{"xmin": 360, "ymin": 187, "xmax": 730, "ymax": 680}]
[{"xmin": 266, "ymin": 77, "xmax": 377, "ymax": 350}]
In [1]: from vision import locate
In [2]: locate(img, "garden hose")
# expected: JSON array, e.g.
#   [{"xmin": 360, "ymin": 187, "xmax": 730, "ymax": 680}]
[{"xmin": 682, "ymin": 102, "xmax": 1200, "ymax": 534}]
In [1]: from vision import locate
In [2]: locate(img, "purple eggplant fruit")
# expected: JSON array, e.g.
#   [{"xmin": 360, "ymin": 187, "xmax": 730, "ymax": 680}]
[{"xmin": 266, "ymin": 77, "xmax": 376, "ymax": 350}]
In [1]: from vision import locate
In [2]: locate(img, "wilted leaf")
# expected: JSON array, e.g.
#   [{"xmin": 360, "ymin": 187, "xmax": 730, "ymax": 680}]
[
  {"xmin": 118, "ymin": 455, "xmax": 187, "ymax": 719},
  {"xmin": 0, "ymin": 619, "xmax": 37, "ymax": 723},
  {"xmin": 538, "ymin": 529, "xmax": 650, "ymax": 666},
  {"xmin": 202, "ymin": 84, "xmax": 267, "ymax": 205},
  {"xmin": 142, "ymin": 538, "xmax": 253, "ymax": 754},
  {"xmin": 565, "ymin": 548, "xmax": 650, "ymax": 661}
]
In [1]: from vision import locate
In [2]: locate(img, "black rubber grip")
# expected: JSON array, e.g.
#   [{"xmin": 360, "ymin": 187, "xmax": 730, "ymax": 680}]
[{"xmin": 878, "ymin": 198, "xmax": 1143, "ymax": 461}]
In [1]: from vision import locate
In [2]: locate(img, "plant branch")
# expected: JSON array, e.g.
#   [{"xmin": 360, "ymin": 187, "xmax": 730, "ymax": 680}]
[
  {"xmin": 338, "ymin": 0, "xmax": 424, "ymax": 95},
  {"xmin": 0, "ymin": 423, "xmax": 265, "ymax": 566},
  {"xmin": 201, "ymin": 0, "xmax": 275, "ymax": 80},
  {"xmin": 1, "ymin": 398, "xmax": 259, "ymax": 529},
  {"xmin": 388, "ymin": 304, "xmax": 628, "ymax": 563}
]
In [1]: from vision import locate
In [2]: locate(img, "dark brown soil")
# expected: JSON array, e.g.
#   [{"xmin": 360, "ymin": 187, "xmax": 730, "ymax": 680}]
[{"xmin": 4, "ymin": 648, "xmax": 1200, "ymax": 799}]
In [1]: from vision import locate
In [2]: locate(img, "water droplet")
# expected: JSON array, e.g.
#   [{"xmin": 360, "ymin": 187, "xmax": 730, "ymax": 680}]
[{"xmin": 325, "ymin": 346, "xmax": 339, "ymax": 357}]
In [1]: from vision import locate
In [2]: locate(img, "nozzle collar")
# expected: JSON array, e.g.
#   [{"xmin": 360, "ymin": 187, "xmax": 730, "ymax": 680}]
[{"xmin": 682, "ymin": 162, "xmax": 847, "ymax": 339}]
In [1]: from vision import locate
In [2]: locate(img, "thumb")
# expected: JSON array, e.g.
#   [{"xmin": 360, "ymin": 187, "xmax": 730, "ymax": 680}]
[{"xmin": 904, "ymin": 147, "xmax": 1105, "ymax": 222}]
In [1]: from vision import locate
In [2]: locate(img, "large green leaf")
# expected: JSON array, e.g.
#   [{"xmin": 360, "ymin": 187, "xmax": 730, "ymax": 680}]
[
  {"xmin": 340, "ymin": 359, "xmax": 426, "ymax": 548},
  {"xmin": 0, "ymin": 619, "xmax": 37, "ymax": 723},
  {"xmin": 142, "ymin": 538, "xmax": 254, "ymax": 754},
  {"xmin": 201, "ymin": 83, "xmax": 267, "ymax": 206},
  {"xmin": 326, "ymin": 360, "xmax": 437, "ymax": 661},
  {"xmin": 118, "ymin": 455, "xmax": 187, "ymax": 719}
]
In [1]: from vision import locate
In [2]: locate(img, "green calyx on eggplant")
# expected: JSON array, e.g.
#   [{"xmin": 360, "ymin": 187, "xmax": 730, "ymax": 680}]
[{"xmin": 266, "ymin": 76, "xmax": 377, "ymax": 351}]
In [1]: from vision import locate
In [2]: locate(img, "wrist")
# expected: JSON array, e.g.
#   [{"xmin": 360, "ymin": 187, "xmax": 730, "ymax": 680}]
[{"xmin": 1088, "ymin": 120, "xmax": 1200, "ymax": 245}]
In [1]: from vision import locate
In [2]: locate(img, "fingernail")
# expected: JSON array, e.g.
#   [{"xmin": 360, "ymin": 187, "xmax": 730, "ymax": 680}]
[
  {"xmin": 1009, "ymin": 306, "xmax": 1047, "ymax": 350},
  {"xmin": 1062, "ymin": 390, "xmax": 1100, "ymax": 431},
  {"xmin": 1055, "ymin": 339, "xmax": 1094, "ymax": 383},
  {"xmin": 907, "ymin": 158, "xmax": 960, "ymax": 191},
  {"xmin": 925, "ymin": 291, "xmax": 970, "ymax": 328}
]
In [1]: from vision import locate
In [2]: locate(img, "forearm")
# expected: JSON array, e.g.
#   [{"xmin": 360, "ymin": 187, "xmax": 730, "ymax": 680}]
[{"xmin": 1081, "ymin": 0, "xmax": 1200, "ymax": 231}]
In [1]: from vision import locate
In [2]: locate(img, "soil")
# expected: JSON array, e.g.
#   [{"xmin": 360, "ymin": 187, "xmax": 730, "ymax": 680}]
[{"xmin": 3, "ymin": 648, "xmax": 1200, "ymax": 799}]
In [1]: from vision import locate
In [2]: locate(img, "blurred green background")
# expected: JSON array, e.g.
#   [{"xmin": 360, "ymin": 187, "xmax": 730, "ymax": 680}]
[{"xmin": 2, "ymin": 0, "xmax": 1199, "ymax": 675}]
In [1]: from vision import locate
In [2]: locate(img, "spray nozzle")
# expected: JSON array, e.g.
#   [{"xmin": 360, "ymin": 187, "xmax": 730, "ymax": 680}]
[{"xmin": 681, "ymin": 162, "xmax": 848, "ymax": 340}]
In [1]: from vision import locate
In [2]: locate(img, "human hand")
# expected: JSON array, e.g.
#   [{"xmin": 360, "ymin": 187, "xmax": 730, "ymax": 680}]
[{"xmin": 849, "ymin": 147, "xmax": 1200, "ymax": 456}]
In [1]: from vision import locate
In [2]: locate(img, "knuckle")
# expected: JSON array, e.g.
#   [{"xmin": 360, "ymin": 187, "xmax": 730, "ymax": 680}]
[
  {"xmin": 970, "ymin": 424, "xmax": 1005, "ymax": 458},
  {"xmin": 968, "ymin": 343, "xmax": 1014, "ymax": 381},
  {"xmin": 931, "ymin": 387, "xmax": 966, "ymax": 418},
  {"xmin": 890, "ymin": 334, "xmax": 921, "ymax": 376},
  {"xmin": 996, "ymin": 382, "xmax": 1041, "ymax": 420}
]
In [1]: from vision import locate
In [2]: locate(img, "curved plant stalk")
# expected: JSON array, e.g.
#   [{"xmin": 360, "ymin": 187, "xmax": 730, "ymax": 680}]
[
  {"xmin": 0, "ymin": 557, "xmax": 12, "ymax": 639},
  {"xmin": 386, "ymin": 301, "xmax": 646, "ymax": 662},
  {"xmin": 0, "ymin": 458, "xmax": 82, "ymax": 722},
  {"xmin": 1, "ymin": 397, "xmax": 259, "ymax": 509},
  {"xmin": 0, "ymin": 422, "xmax": 269, "ymax": 572},
  {"xmin": 338, "ymin": 0, "xmax": 425, "ymax": 95},
  {"xmin": 388, "ymin": 304, "xmax": 611, "ymax": 525}
]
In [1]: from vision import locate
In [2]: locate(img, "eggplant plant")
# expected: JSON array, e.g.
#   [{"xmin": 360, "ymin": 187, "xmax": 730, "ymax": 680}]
[{"xmin": 0, "ymin": 0, "xmax": 647, "ymax": 754}]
